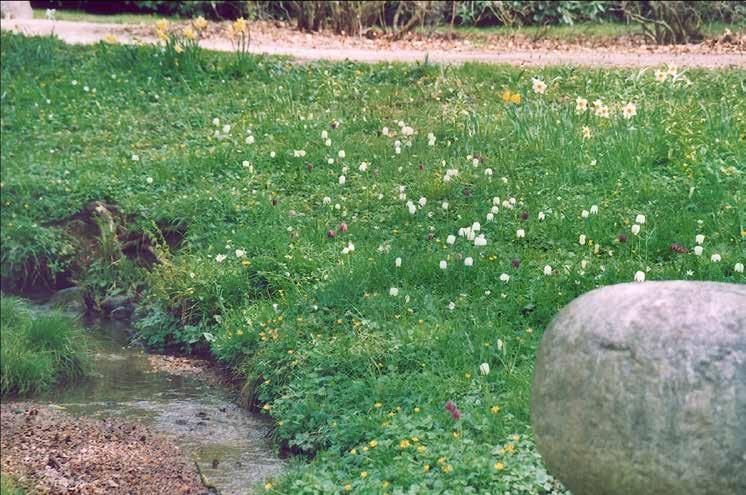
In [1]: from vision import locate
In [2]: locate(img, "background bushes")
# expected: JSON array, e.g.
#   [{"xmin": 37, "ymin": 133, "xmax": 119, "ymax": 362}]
[{"xmin": 32, "ymin": 1, "xmax": 744, "ymax": 33}]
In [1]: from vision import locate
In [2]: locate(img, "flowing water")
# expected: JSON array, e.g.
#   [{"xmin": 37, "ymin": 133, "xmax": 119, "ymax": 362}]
[{"xmin": 34, "ymin": 318, "xmax": 283, "ymax": 495}]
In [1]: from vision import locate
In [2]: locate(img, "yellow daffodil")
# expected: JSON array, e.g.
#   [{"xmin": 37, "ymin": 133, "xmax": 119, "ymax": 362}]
[
  {"xmin": 233, "ymin": 17, "xmax": 248, "ymax": 34},
  {"xmin": 183, "ymin": 26, "xmax": 197, "ymax": 41},
  {"xmin": 194, "ymin": 16, "xmax": 208, "ymax": 32},
  {"xmin": 155, "ymin": 19, "xmax": 170, "ymax": 32}
]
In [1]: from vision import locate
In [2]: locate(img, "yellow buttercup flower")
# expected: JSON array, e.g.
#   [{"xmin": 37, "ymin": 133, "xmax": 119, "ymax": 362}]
[
  {"xmin": 399, "ymin": 439, "xmax": 410, "ymax": 449},
  {"xmin": 174, "ymin": 43, "xmax": 184, "ymax": 53},
  {"xmin": 360, "ymin": 471, "xmax": 368, "ymax": 479},
  {"xmin": 502, "ymin": 90, "xmax": 511, "ymax": 103},
  {"xmin": 103, "ymin": 34, "xmax": 118, "ymax": 44},
  {"xmin": 369, "ymin": 440, "xmax": 378, "ymax": 448},
  {"xmin": 156, "ymin": 29, "xmax": 169, "ymax": 42},
  {"xmin": 490, "ymin": 405, "xmax": 501, "ymax": 414},
  {"xmin": 494, "ymin": 462, "xmax": 505, "ymax": 471},
  {"xmin": 510, "ymin": 93, "xmax": 521, "ymax": 104}
]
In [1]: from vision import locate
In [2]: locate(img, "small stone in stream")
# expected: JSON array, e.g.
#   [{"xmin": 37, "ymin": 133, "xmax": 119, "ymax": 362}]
[
  {"xmin": 212, "ymin": 459, "xmax": 219, "ymax": 468},
  {"xmin": 111, "ymin": 305, "xmax": 132, "ymax": 320},
  {"xmin": 196, "ymin": 411, "xmax": 208, "ymax": 419},
  {"xmin": 140, "ymin": 435, "xmax": 147, "ymax": 442},
  {"xmin": 175, "ymin": 419, "xmax": 188, "ymax": 425},
  {"xmin": 46, "ymin": 287, "xmax": 85, "ymax": 313},
  {"xmin": 100, "ymin": 295, "xmax": 132, "ymax": 313}
]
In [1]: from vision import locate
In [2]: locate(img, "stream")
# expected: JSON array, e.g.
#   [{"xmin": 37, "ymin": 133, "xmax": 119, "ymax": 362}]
[{"xmin": 31, "ymin": 317, "xmax": 284, "ymax": 495}]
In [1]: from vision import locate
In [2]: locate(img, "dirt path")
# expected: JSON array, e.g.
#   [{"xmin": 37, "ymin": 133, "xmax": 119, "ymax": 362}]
[
  {"xmin": 1, "ymin": 403, "xmax": 209, "ymax": 494},
  {"xmin": 2, "ymin": 19, "xmax": 745, "ymax": 68}
]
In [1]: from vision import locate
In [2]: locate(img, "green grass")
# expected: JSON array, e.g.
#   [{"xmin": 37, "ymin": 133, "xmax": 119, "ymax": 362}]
[
  {"xmin": 0, "ymin": 295, "xmax": 90, "ymax": 396},
  {"xmin": 33, "ymin": 9, "xmax": 173, "ymax": 24},
  {"xmin": 0, "ymin": 475, "xmax": 25, "ymax": 495},
  {"xmin": 1, "ymin": 31, "xmax": 744, "ymax": 493}
]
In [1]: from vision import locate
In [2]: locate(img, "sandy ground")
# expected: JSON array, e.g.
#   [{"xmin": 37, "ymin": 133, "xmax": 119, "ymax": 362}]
[
  {"xmin": 1, "ymin": 404, "xmax": 209, "ymax": 494},
  {"xmin": 2, "ymin": 18, "xmax": 745, "ymax": 68}
]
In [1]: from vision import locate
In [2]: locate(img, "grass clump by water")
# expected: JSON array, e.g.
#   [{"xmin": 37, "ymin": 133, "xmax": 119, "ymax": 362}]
[
  {"xmin": 0, "ymin": 296, "xmax": 89, "ymax": 396},
  {"xmin": 1, "ymin": 30, "xmax": 743, "ymax": 493},
  {"xmin": 0, "ymin": 475, "xmax": 25, "ymax": 495}
]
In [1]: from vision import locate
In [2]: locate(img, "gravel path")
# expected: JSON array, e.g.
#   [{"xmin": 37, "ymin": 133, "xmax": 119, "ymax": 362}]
[{"xmin": 2, "ymin": 19, "xmax": 745, "ymax": 68}]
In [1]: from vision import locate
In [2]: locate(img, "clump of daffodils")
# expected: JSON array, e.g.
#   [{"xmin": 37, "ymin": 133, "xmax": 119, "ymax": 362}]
[
  {"xmin": 154, "ymin": 17, "xmax": 204, "ymax": 55},
  {"xmin": 228, "ymin": 17, "xmax": 251, "ymax": 58}
]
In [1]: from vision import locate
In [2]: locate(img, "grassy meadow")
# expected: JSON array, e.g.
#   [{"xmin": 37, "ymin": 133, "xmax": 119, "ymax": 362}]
[{"xmin": 1, "ymin": 29, "xmax": 744, "ymax": 493}]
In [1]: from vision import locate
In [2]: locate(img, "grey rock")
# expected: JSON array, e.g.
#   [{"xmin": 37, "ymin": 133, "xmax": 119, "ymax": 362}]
[
  {"xmin": 532, "ymin": 281, "xmax": 746, "ymax": 495},
  {"xmin": 100, "ymin": 295, "xmax": 132, "ymax": 313},
  {"xmin": 1, "ymin": 1, "xmax": 32, "ymax": 19},
  {"xmin": 45, "ymin": 287, "xmax": 85, "ymax": 314},
  {"xmin": 110, "ymin": 305, "xmax": 132, "ymax": 320}
]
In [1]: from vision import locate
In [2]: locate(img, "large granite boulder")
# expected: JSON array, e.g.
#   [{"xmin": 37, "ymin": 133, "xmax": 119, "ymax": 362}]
[
  {"xmin": 532, "ymin": 281, "xmax": 746, "ymax": 495},
  {"xmin": 1, "ymin": 1, "xmax": 33, "ymax": 19}
]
